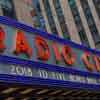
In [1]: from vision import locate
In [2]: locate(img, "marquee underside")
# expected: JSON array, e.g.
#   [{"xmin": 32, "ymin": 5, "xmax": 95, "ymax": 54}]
[{"xmin": 0, "ymin": 82, "xmax": 99, "ymax": 100}]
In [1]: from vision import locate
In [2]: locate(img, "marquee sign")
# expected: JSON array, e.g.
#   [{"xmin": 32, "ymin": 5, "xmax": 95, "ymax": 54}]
[{"xmin": 0, "ymin": 16, "xmax": 100, "ymax": 90}]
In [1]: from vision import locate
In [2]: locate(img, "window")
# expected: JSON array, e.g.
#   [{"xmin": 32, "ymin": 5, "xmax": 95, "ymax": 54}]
[
  {"xmin": 33, "ymin": 2, "xmax": 46, "ymax": 31},
  {"xmin": 53, "ymin": 0, "xmax": 70, "ymax": 40},
  {"xmin": 0, "ymin": 0, "xmax": 16, "ymax": 19},
  {"xmin": 80, "ymin": 0, "xmax": 100, "ymax": 44},
  {"xmin": 68, "ymin": 0, "xmax": 90, "ymax": 47},
  {"xmin": 43, "ymin": 0, "xmax": 58, "ymax": 36}
]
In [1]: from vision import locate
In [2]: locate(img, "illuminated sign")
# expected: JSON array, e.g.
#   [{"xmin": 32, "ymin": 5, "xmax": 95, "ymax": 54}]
[
  {"xmin": 0, "ymin": 63, "xmax": 99, "ymax": 85},
  {"xmin": 0, "ymin": 24, "xmax": 100, "ymax": 73},
  {"xmin": 0, "ymin": 16, "xmax": 100, "ymax": 90}
]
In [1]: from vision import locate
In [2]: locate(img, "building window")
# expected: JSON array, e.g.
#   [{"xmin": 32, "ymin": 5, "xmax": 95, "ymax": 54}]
[
  {"xmin": 36, "ymin": 3, "xmax": 46, "ymax": 32},
  {"xmin": 43, "ymin": 0, "xmax": 58, "ymax": 36},
  {"xmin": 53, "ymin": 0, "xmax": 70, "ymax": 40},
  {"xmin": 80, "ymin": 0, "xmax": 100, "ymax": 45},
  {"xmin": 28, "ymin": 1, "xmax": 47, "ymax": 32},
  {"xmin": 93, "ymin": 0, "xmax": 100, "ymax": 19},
  {"xmin": 0, "ymin": 0, "xmax": 16, "ymax": 19},
  {"xmin": 68, "ymin": 0, "xmax": 90, "ymax": 47}
]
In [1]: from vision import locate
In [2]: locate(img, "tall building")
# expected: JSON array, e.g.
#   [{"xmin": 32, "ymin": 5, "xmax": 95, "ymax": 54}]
[
  {"xmin": 38, "ymin": 0, "xmax": 100, "ymax": 49},
  {"xmin": 0, "ymin": 0, "xmax": 100, "ymax": 49},
  {"xmin": 0, "ymin": 0, "xmax": 100, "ymax": 99}
]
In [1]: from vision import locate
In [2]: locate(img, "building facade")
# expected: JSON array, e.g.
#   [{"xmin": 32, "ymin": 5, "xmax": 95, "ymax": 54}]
[
  {"xmin": 0, "ymin": 0, "xmax": 100, "ymax": 99},
  {"xmin": 0, "ymin": 0, "xmax": 100, "ymax": 50},
  {"xmin": 38, "ymin": 0, "xmax": 100, "ymax": 49}
]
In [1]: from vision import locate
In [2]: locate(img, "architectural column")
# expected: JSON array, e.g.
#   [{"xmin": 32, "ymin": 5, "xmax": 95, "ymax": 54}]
[
  {"xmin": 0, "ymin": 6, "xmax": 3, "ymax": 15},
  {"xmin": 13, "ymin": 0, "xmax": 33, "ymax": 26}
]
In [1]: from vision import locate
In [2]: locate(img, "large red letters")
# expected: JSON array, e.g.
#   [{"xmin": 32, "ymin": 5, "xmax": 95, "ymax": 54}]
[
  {"xmin": 82, "ymin": 52, "xmax": 94, "ymax": 72},
  {"xmin": 0, "ymin": 27, "xmax": 5, "ymax": 51},
  {"xmin": 94, "ymin": 56, "xmax": 100, "ymax": 72},
  {"xmin": 35, "ymin": 36, "xmax": 50, "ymax": 60},
  {"xmin": 14, "ymin": 31, "xmax": 32, "ymax": 57},
  {"xmin": 52, "ymin": 41, "xmax": 61, "ymax": 63},
  {"xmin": 1, "ymin": 26, "xmax": 100, "ymax": 73},
  {"xmin": 62, "ymin": 45, "xmax": 75, "ymax": 65}
]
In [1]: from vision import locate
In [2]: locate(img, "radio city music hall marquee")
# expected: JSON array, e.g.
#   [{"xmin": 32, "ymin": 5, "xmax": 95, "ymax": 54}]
[
  {"xmin": 0, "ymin": 25, "xmax": 100, "ymax": 72},
  {"xmin": 0, "ymin": 17, "xmax": 100, "ymax": 88}
]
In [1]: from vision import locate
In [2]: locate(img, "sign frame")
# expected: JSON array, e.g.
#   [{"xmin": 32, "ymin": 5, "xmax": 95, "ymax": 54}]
[{"xmin": 0, "ymin": 16, "xmax": 100, "ymax": 90}]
